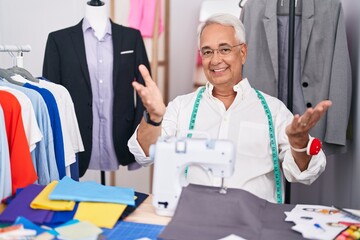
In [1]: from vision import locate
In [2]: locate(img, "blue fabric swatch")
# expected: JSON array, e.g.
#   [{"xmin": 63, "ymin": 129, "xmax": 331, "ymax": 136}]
[{"xmin": 49, "ymin": 177, "xmax": 135, "ymax": 206}]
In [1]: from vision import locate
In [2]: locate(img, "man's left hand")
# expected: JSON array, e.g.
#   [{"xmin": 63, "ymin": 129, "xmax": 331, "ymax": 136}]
[{"xmin": 286, "ymin": 100, "xmax": 332, "ymax": 149}]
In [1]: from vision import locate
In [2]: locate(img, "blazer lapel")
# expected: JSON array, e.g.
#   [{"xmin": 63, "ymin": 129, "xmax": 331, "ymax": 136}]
[
  {"xmin": 71, "ymin": 20, "xmax": 92, "ymax": 91},
  {"xmin": 262, "ymin": 0, "xmax": 279, "ymax": 83},
  {"xmin": 301, "ymin": 0, "xmax": 315, "ymax": 76},
  {"xmin": 111, "ymin": 21, "xmax": 123, "ymax": 89}
]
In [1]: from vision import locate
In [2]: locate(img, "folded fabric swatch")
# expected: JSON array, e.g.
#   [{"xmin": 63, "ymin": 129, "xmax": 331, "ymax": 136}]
[
  {"xmin": 49, "ymin": 176, "xmax": 135, "ymax": 206},
  {"xmin": 55, "ymin": 220, "xmax": 103, "ymax": 240},
  {"xmin": 13, "ymin": 216, "xmax": 58, "ymax": 236},
  {"xmin": 46, "ymin": 203, "xmax": 78, "ymax": 227},
  {"xmin": 74, "ymin": 202, "xmax": 127, "ymax": 229},
  {"xmin": 120, "ymin": 191, "xmax": 149, "ymax": 220},
  {"xmin": 0, "ymin": 184, "xmax": 53, "ymax": 224},
  {"xmin": 30, "ymin": 181, "xmax": 75, "ymax": 211}
]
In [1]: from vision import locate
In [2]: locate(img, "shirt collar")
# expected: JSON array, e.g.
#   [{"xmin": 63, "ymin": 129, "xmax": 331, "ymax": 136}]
[
  {"xmin": 82, "ymin": 18, "xmax": 112, "ymax": 36},
  {"xmin": 205, "ymin": 78, "xmax": 251, "ymax": 99}
]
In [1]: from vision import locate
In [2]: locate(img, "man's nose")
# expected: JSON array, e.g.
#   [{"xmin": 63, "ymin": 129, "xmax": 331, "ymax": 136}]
[{"xmin": 210, "ymin": 50, "xmax": 222, "ymax": 62}]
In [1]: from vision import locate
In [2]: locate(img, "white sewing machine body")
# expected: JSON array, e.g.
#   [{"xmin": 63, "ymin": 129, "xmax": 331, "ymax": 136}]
[{"xmin": 150, "ymin": 136, "xmax": 235, "ymax": 217}]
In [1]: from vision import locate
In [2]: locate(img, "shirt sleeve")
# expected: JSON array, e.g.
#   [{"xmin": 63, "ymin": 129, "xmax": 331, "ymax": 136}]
[
  {"xmin": 274, "ymin": 98, "xmax": 327, "ymax": 185},
  {"xmin": 127, "ymin": 96, "xmax": 182, "ymax": 167},
  {"xmin": 127, "ymin": 125, "xmax": 153, "ymax": 167},
  {"xmin": 282, "ymin": 150, "xmax": 326, "ymax": 185}
]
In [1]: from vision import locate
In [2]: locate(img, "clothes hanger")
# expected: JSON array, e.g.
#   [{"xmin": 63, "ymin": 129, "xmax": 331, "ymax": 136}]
[
  {"xmin": 7, "ymin": 66, "xmax": 39, "ymax": 83},
  {"xmin": 87, "ymin": 0, "xmax": 105, "ymax": 6},
  {"xmin": 0, "ymin": 68, "xmax": 24, "ymax": 86},
  {"xmin": 277, "ymin": 0, "xmax": 302, "ymax": 16},
  {"xmin": 239, "ymin": 0, "xmax": 248, "ymax": 8}
]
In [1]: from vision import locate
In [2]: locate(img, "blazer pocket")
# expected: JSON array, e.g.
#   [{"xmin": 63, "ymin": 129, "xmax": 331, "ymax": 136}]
[{"xmin": 120, "ymin": 50, "xmax": 134, "ymax": 54}]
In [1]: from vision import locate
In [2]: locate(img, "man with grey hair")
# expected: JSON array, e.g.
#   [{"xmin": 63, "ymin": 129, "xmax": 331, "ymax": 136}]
[{"xmin": 128, "ymin": 13, "xmax": 332, "ymax": 203}]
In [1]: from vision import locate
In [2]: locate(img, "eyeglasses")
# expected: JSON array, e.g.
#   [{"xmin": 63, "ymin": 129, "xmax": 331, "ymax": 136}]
[{"xmin": 200, "ymin": 43, "xmax": 243, "ymax": 59}]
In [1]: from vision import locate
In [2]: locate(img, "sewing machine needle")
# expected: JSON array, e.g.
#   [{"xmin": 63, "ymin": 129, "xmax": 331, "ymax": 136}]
[{"xmin": 219, "ymin": 178, "xmax": 227, "ymax": 194}]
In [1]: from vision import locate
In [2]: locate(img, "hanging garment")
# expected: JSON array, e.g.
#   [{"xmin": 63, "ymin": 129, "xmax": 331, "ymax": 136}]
[
  {"xmin": 0, "ymin": 86, "xmax": 42, "ymax": 152},
  {"xmin": 42, "ymin": 19, "xmax": 150, "ymax": 177},
  {"xmin": 38, "ymin": 78, "xmax": 84, "ymax": 169},
  {"xmin": 128, "ymin": 0, "xmax": 164, "ymax": 38},
  {"xmin": 0, "ymin": 106, "xmax": 11, "ymax": 200},
  {"xmin": 0, "ymin": 90, "xmax": 37, "ymax": 195},
  {"xmin": 24, "ymin": 83, "xmax": 66, "ymax": 179},
  {"xmin": 0, "ymin": 78, "xmax": 59, "ymax": 185},
  {"xmin": 241, "ymin": 0, "xmax": 352, "ymax": 146}
]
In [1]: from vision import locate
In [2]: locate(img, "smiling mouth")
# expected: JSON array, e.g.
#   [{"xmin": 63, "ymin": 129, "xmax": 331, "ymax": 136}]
[{"xmin": 211, "ymin": 67, "xmax": 227, "ymax": 72}]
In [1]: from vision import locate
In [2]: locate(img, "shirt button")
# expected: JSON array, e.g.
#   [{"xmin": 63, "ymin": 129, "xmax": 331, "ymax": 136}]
[
  {"xmin": 99, "ymin": 59, "xmax": 103, "ymax": 63},
  {"xmin": 302, "ymin": 82, "xmax": 309, "ymax": 87},
  {"xmin": 99, "ymin": 80, "xmax": 103, "ymax": 83},
  {"xmin": 306, "ymin": 102, "xmax": 312, "ymax": 108}
]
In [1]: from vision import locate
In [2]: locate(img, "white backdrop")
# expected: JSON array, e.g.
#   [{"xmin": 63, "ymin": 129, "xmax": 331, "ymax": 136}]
[{"xmin": 0, "ymin": 0, "xmax": 87, "ymax": 76}]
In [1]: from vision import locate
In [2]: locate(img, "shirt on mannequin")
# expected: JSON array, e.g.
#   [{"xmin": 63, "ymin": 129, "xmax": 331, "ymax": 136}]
[{"xmin": 85, "ymin": 3, "xmax": 108, "ymax": 40}]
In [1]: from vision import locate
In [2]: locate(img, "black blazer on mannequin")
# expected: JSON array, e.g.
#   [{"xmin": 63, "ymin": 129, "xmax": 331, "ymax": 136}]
[{"xmin": 43, "ymin": 19, "xmax": 150, "ymax": 177}]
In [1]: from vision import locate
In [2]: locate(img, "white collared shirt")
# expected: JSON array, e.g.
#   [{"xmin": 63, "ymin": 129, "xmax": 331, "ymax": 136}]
[{"xmin": 128, "ymin": 78, "xmax": 326, "ymax": 203}]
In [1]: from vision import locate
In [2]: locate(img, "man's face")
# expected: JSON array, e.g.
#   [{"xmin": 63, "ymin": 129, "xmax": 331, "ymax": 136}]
[{"xmin": 200, "ymin": 23, "xmax": 247, "ymax": 88}]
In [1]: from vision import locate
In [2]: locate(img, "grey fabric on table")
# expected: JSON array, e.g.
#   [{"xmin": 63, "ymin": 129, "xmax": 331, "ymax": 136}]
[{"xmin": 159, "ymin": 184, "xmax": 304, "ymax": 240}]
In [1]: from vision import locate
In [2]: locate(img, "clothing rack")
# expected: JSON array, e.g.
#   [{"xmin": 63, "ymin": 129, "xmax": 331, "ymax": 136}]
[
  {"xmin": 284, "ymin": 0, "xmax": 296, "ymax": 204},
  {"xmin": 0, "ymin": 45, "xmax": 31, "ymax": 68}
]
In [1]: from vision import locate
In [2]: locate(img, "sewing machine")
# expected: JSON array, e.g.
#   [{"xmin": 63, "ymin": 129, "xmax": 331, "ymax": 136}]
[{"xmin": 150, "ymin": 136, "xmax": 235, "ymax": 217}]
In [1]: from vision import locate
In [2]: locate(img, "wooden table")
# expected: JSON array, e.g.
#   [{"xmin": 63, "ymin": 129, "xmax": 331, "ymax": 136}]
[{"xmin": 124, "ymin": 195, "xmax": 171, "ymax": 226}]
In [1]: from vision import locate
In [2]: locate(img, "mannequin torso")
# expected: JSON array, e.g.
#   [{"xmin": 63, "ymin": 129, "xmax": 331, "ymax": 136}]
[{"xmin": 85, "ymin": 3, "xmax": 108, "ymax": 40}]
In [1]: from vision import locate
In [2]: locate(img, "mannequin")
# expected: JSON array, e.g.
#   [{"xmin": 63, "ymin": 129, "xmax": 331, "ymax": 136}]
[
  {"xmin": 43, "ymin": 0, "xmax": 150, "ymax": 178},
  {"xmin": 85, "ymin": 0, "xmax": 108, "ymax": 40}
]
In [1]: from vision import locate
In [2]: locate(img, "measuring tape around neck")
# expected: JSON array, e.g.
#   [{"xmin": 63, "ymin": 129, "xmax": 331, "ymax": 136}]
[
  {"xmin": 254, "ymin": 89, "xmax": 282, "ymax": 204},
  {"xmin": 186, "ymin": 86, "xmax": 283, "ymax": 204}
]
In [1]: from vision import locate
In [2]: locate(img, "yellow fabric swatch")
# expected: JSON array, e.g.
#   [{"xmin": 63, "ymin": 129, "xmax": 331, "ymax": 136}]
[
  {"xmin": 30, "ymin": 181, "xmax": 75, "ymax": 211},
  {"xmin": 74, "ymin": 202, "xmax": 127, "ymax": 229}
]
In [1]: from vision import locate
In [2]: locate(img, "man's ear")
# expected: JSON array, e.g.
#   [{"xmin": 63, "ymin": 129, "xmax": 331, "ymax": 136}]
[{"xmin": 240, "ymin": 43, "xmax": 248, "ymax": 64}]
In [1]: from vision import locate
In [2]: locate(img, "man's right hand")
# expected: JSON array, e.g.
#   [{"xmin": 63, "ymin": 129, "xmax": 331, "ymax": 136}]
[
  {"xmin": 132, "ymin": 64, "xmax": 166, "ymax": 156},
  {"xmin": 132, "ymin": 64, "xmax": 166, "ymax": 122}
]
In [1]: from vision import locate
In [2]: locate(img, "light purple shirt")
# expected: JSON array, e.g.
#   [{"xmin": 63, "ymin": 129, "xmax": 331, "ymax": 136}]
[{"xmin": 83, "ymin": 18, "xmax": 118, "ymax": 170}]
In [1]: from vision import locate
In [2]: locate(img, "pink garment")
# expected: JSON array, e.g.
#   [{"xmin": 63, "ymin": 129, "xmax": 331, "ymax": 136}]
[
  {"xmin": 128, "ymin": 0, "xmax": 164, "ymax": 38},
  {"xmin": 196, "ymin": 51, "xmax": 202, "ymax": 66}
]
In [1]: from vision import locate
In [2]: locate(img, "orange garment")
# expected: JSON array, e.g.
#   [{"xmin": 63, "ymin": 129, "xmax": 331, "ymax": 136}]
[{"xmin": 0, "ymin": 91, "xmax": 37, "ymax": 194}]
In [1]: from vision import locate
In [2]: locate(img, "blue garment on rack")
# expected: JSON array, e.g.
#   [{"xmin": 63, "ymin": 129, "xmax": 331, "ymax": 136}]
[
  {"xmin": 49, "ymin": 176, "xmax": 135, "ymax": 206},
  {"xmin": 24, "ymin": 83, "xmax": 66, "ymax": 179}
]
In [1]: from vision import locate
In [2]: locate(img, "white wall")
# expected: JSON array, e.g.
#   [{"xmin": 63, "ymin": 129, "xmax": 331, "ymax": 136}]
[
  {"xmin": 0, "ymin": 0, "xmax": 85, "ymax": 76},
  {"xmin": 168, "ymin": 0, "xmax": 203, "ymax": 100}
]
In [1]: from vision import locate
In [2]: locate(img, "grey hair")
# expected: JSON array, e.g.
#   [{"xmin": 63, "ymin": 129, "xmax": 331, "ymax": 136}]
[{"xmin": 197, "ymin": 13, "xmax": 246, "ymax": 49}]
